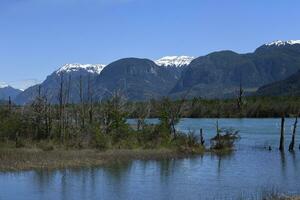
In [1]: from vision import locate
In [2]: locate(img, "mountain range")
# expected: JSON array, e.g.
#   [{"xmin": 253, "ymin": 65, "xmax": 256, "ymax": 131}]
[
  {"xmin": 256, "ymin": 70, "xmax": 300, "ymax": 96},
  {"xmin": 171, "ymin": 40, "xmax": 300, "ymax": 98},
  {"xmin": 3, "ymin": 40, "xmax": 300, "ymax": 104},
  {"xmin": 0, "ymin": 85, "xmax": 22, "ymax": 101}
]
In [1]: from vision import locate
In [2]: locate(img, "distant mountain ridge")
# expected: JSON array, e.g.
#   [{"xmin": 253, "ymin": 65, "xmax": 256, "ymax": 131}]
[
  {"xmin": 0, "ymin": 86, "xmax": 22, "ymax": 101},
  {"xmin": 14, "ymin": 56, "xmax": 189, "ymax": 104},
  {"xmin": 155, "ymin": 56, "xmax": 194, "ymax": 67},
  {"xmin": 264, "ymin": 40, "xmax": 300, "ymax": 46},
  {"xmin": 56, "ymin": 63, "xmax": 106, "ymax": 74},
  {"xmin": 256, "ymin": 70, "xmax": 300, "ymax": 96},
  {"xmin": 94, "ymin": 58, "xmax": 178, "ymax": 101},
  {"xmin": 14, "ymin": 63, "xmax": 104, "ymax": 104},
  {"xmin": 13, "ymin": 40, "xmax": 300, "ymax": 104},
  {"xmin": 170, "ymin": 40, "xmax": 300, "ymax": 98}
]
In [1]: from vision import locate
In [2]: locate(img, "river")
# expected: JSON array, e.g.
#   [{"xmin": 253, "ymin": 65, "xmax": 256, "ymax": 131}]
[{"xmin": 1, "ymin": 118, "xmax": 300, "ymax": 200}]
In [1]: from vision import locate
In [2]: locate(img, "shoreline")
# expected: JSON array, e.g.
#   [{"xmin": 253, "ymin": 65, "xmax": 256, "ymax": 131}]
[{"xmin": 0, "ymin": 148, "xmax": 204, "ymax": 172}]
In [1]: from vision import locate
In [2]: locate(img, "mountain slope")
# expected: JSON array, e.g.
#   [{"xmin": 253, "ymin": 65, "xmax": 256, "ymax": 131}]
[
  {"xmin": 13, "ymin": 40, "xmax": 300, "ymax": 103},
  {"xmin": 155, "ymin": 56, "xmax": 194, "ymax": 68},
  {"xmin": 15, "ymin": 63, "xmax": 105, "ymax": 104},
  {"xmin": 94, "ymin": 58, "xmax": 178, "ymax": 100},
  {"xmin": 256, "ymin": 70, "xmax": 300, "ymax": 96},
  {"xmin": 155, "ymin": 56, "xmax": 194, "ymax": 80},
  {"xmin": 170, "ymin": 40, "xmax": 300, "ymax": 98},
  {"xmin": 0, "ymin": 86, "xmax": 22, "ymax": 100}
]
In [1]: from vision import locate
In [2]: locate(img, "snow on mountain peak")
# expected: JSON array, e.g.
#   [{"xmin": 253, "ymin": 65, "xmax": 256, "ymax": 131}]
[
  {"xmin": 0, "ymin": 82, "xmax": 9, "ymax": 88},
  {"xmin": 56, "ymin": 63, "xmax": 106, "ymax": 74},
  {"xmin": 265, "ymin": 40, "xmax": 300, "ymax": 47},
  {"xmin": 155, "ymin": 56, "xmax": 194, "ymax": 67}
]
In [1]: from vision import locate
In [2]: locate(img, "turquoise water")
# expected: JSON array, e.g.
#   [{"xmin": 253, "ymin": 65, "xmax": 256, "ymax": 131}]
[{"xmin": 1, "ymin": 118, "xmax": 300, "ymax": 200}]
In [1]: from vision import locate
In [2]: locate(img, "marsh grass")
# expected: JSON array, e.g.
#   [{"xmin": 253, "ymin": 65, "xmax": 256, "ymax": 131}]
[{"xmin": 0, "ymin": 148, "xmax": 195, "ymax": 171}]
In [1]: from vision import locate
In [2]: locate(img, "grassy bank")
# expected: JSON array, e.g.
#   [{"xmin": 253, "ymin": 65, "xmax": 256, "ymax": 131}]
[
  {"xmin": 261, "ymin": 195, "xmax": 300, "ymax": 200},
  {"xmin": 0, "ymin": 147, "xmax": 203, "ymax": 171}
]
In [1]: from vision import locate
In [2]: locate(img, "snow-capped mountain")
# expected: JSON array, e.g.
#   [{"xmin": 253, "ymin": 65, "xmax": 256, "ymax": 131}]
[
  {"xmin": 265, "ymin": 40, "xmax": 300, "ymax": 46},
  {"xmin": 0, "ymin": 85, "xmax": 22, "ymax": 100},
  {"xmin": 15, "ymin": 63, "xmax": 106, "ymax": 104},
  {"xmin": 56, "ymin": 63, "xmax": 106, "ymax": 74},
  {"xmin": 13, "ymin": 39, "xmax": 300, "ymax": 103},
  {"xmin": 155, "ymin": 56, "xmax": 194, "ymax": 67},
  {"xmin": 0, "ymin": 82, "xmax": 9, "ymax": 88}
]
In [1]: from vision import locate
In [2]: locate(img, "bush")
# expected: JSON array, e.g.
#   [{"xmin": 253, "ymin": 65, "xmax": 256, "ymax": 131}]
[
  {"xmin": 95, "ymin": 130, "xmax": 110, "ymax": 150},
  {"xmin": 41, "ymin": 144, "xmax": 54, "ymax": 151},
  {"xmin": 210, "ymin": 128, "xmax": 240, "ymax": 150},
  {"xmin": 15, "ymin": 139, "xmax": 25, "ymax": 148}
]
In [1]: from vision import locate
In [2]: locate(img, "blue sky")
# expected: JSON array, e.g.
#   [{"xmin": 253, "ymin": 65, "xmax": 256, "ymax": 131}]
[{"xmin": 1, "ymin": 0, "xmax": 300, "ymax": 89}]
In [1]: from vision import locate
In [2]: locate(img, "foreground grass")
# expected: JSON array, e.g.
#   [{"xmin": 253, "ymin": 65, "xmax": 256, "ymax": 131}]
[{"xmin": 0, "ymin": 147, "xmax": 201, "ymax": 171}]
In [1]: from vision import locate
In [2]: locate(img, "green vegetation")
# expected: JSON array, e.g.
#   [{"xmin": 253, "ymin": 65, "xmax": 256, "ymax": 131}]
[
  {"xmin": 0, "ymin": 93, "xmax": 211, "ymax": 170},
  {"xmin": 3, "ymin": 92, "xmax": 297, "ymax": 170},
  {"xmin": 210, "ymin": 127, "xmax": 240, "ymax": 151},
  {"xmin": 0, "ymin": 94, "xmax": 205, "ymax": 154},
  {"xmin": 0, "ymin": 148, "xmax": 189, "ymax": 171},
  {"xmin": 2, "ymin": 94, "xmax": 297, "ymax": 153},
  {"xmin": 132, "ymin": 96, "xmax": 300, "ymax": 118}
]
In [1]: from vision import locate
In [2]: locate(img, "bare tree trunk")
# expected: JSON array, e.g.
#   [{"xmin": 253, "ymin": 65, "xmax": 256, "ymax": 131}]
[
  {"xmin": 59, "ymin": 73, "xmax": 64, "ymax": 144},
  {"xmin": 35, "ymin": 85, "xmax": 42, "ymax": 140},
  {"xmin": 237, "ymin": 78, "xmax": 244, "ymax": 112},
  {"xmin": 46, "ymin": 102, "xmax": 52, "ymax": 139},
  {"xmin": 63, "ymin": 74, "xmax": 71, "ymax": 141},
  {"xmin": 8, "ymin": 96, "xmax": 12, "ymax": 112},
  {"xmin": 79, "ymin": 75, "xmax": 85, "ymax": 130},
  {"xmin": 171, "ymin": 121, "xmax": 176, "ymax": 139},
  {"xmin": 87, "ymin": 74, "xmax": 93, "ymax": 124},
  {"xmin": 200, "ymin": 128, "xmax": 205, "ymax": 145},
  {"xmin": 289, "ymin": 117, "xmax": 298, "ymax": 151},
  {"xmin": 66, "ymin": 75, "xmax": 71, "ymax": 104},
  {"xmin": 279, "ymin": 117, "xmax": 285, "ymax": 151},
  {"xmin": 216, "ymin": 120, "xmax": 220, "ymax": 137}
]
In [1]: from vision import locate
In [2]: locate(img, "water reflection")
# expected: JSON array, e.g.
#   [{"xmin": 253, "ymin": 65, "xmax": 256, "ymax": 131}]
[
  {"xmin": 1, "ymin": 118, "xmax": 300, "ymax": 200},
  {"xmin": 32, "ymin": 169, "xmax": 55, "ymax": 190},
  {"xmin": 1, "ymin": 149, "xmax": 299, "ymax": 200},
  {"xmin": 280, "ymin": 151, "xmax": 286, "ymax": 178},
  {"xmin": 290, "ymin": 151, "xmax": 298, "ymax": 173}
]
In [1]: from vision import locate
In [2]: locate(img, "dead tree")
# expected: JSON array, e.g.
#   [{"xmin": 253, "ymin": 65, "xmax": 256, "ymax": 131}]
[
  {"xmin": 63, "ymin": 74, "xmax": 72, "ymax": 140},
  {"xmin": 279, "ymin": 117, "xmax": 285, "ymax": 151},
  {"xmin": 8, "ymin": 96, "xmax": 12, "ymax": 112},
  {"xmin": 45, "ymin": 102, "xmax": 52, "ymax": 139},
  {"xmin": 87, "ymin": 74, "xmax": 94, "ymax": 124},
  {"xmin": 58, "ymin": 73, "xmax": 65, "ymax": 143},
  {"xmin": 159, "ymin": 97, "xmax": 185, "ymax": 138},
  {"xmin": 200, "ymin": 128, "xmax": 205, "ymax": 146},
  {"xmin": 216, "ymin": 120, "xmax": 220, "ymax": 137},
  {"xmin": 236, "ymin": 75, "xmax": 244, "ymax": 113},
  {"xmin": 289, "ymin": 117, "xmax": 298, "ymax": 151},
  {"xmin": 31, "ymin": 85, "xmax": 51, "ymax": 140},
  {"xmin": 237, "ymin": 83, "xmax": 243, "ymax": 109},
  {"xmin": 159, "ymin": 88, "xmax": 191, "ymax": 139},
  {"xmin": 79, "ymin": 75, "xmax": 85, "ymax": 130},
  {"xmin": 66, "ymin": 74, "xmax": 72, "ymax": 104},
  {"xmin": 135, "ymin": 101, "xmax": 151, "ymax": 131}
]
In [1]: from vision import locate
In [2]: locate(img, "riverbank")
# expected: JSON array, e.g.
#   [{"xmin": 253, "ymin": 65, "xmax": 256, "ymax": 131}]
[
  {"xmin": 268, "ymin": 196, "xmax": 300, "ymax": 200},
  {"xmin": 0, "ymin": 148, "xmax": 204, "ymax": 171}
]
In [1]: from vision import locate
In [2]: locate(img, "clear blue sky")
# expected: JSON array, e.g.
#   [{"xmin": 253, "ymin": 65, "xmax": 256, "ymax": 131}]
[{"xmin": 1, "ymin": 0, "xmax": 300, "ymax": 88}]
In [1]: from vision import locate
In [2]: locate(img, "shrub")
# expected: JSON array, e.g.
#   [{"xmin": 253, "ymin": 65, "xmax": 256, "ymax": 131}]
[
  {"xmin": 15, "ymin": 139, "xmax": 25, "ymax": 148},
  {"xmin": 210, "ymin": 128, "xmax": 240, "ymax": 150},
  {"xmin": 95, "ymin": 130, "xmax": 110, "ymax": 150}
]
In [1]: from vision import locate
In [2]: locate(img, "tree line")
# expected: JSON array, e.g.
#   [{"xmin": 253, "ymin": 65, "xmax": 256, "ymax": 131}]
[
  {"xmin": 0, "ymin": 75, "xmax": 203, "ymax": 151},
  {"xmin": 0, "ymin": 74, "xmax": 299, "ymax": 151}
]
